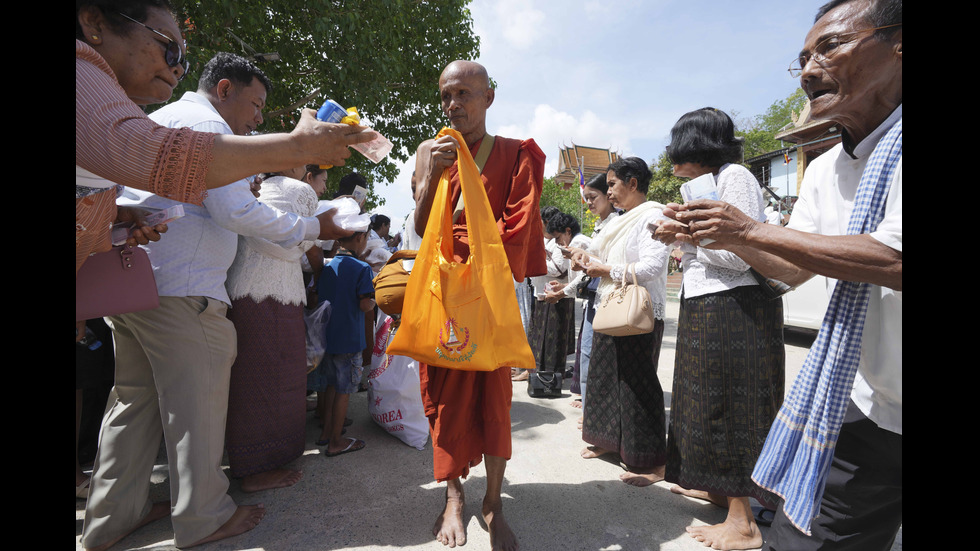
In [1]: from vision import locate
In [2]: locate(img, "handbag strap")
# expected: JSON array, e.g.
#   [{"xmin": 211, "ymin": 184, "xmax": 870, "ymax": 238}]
[{"xmin": 452, "ymin": 134, "xmax": 495, "ymax": 223}]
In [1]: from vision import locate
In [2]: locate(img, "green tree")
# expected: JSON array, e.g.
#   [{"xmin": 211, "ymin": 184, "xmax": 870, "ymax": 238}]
[
  {"xmin": 647, "ymin": 153, "xmax": 684, "ymax": 205},
  {"xmin": 735, "ymin": 88, "xmax": 808, "ymax": 159},
  {"xmin": 539, "ymin": 177, "xmax": 594, "ymax": 234},
  {"xmin": 168, "ymin": 0, "xmax": 480, "ymax": 204}
]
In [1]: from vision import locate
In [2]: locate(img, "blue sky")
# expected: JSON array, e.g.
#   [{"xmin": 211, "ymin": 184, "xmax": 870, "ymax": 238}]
[{"xmin": 373, "ymin": 0, "xmax": 820, "ymax": 231}]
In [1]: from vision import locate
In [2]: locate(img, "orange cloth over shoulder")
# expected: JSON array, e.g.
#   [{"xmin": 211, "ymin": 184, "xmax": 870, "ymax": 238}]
[{"xmin": 446, "ymin": 135, "xmax": 547, "ymax": 281}]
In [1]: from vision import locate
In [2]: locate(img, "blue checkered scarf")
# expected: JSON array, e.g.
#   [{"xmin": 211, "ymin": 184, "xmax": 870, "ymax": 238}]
[{"xmin": 751, "ymin": 117, "xmax": 902, "ymax": 534}]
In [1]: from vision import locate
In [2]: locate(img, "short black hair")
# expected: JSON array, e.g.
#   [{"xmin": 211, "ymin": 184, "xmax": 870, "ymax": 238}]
[
  {"xmin": 584, "ymin": 172, "xmax": 607, "ymax": 194},
  {"xmin": 607, "ymin": 157, "xmax": 652, "ymax": 194},
  {"xmin": 336, "ymin": 172, "xmax": 367, "ymax": 198},
  {"xmin": 665, "ymin": 107, "xmax": 742, "ymax": 168},
  {"xmin": 369, "ymin": 214, "xmax": 391, "ymax": 230},
  {"xmin": 76, "ymin": 0, "xmax": 174, "ymax": 41},
  {"xmin": 816, "ymin": 0, "xmax": 902, "ymax": 39},
  {"xmin": 198, "ymin": 52, "xmax": 272, "ymax": 94},
  {"xmin": 540, "ymin": 206, "xmax": 561, "ymax": 224},
  {"xmin": 546, "ymin": 212, "xmax": 581, "ymax": 237}
]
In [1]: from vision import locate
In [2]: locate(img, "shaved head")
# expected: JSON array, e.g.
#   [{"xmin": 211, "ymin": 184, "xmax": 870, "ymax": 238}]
[
  {"xmin": 438, "ymin": 60, "xmax": 495, "ymax": 145},
  {"xmin": 440, "ymin": 60, "xmax": 490, "ymax": 89}
]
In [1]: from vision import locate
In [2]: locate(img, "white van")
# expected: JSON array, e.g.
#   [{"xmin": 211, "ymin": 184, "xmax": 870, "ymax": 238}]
[{"xmin": 782, "ymin": 275, "xmax": 830, "ymax": 331}]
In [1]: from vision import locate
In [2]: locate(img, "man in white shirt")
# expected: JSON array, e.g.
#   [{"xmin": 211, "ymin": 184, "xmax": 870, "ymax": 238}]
[
  {"xmin": 661, "ymin": 1, "xmax": 901, "ymax": 549},
  {"xmin": 83, "ymin": 52, "xmax": 349, "ymax": 551}
]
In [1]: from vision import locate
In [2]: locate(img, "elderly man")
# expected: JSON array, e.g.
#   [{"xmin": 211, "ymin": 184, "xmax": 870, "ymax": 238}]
[
  {"xmin": 82, "ymin": 53, "xmax": 360, "ymax": 551},
  {"xmin": 661, "ymin": 1, "xmax": 901, "ymax": 549},
  {"xmin": 413, "ymin": 60, "xmax": 546, "ymax": 551}
]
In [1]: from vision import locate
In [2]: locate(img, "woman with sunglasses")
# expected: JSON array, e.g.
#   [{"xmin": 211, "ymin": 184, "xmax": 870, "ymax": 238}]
[{"xmin": 75, "ymin": 0, "xmax": 375, "ymax": 275}]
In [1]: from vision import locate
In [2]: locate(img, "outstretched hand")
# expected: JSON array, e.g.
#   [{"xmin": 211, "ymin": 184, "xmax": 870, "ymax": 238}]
[
  {"xmin": 293, "ymin": 109, "xmax": 378, "ymax": 168},
  {"xmin": 663, "ymin": 200, "xmax": 757, "ymax": 248}
]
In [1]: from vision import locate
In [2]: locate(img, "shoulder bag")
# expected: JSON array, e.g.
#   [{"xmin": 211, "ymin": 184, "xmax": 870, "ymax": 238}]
[
  {"xmin": 591, "ymin": 263, "xmax": 655, "ymax": 337},
  {"xmin": 76, "ymin": 245, "xmax": 159, "ymax": 321},
  {"xmin": 386, "ymin": 128, "xmax": 535, "ymax": 371}
]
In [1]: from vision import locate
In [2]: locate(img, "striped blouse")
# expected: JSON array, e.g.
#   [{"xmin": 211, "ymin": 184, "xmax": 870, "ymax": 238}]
[{"xmin": 75, "ymin": 40, "xmax": 216, "ymax": 273}]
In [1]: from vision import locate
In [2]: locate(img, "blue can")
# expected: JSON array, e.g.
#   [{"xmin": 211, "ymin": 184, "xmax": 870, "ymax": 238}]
[{"xmin": 316, "ymin": 99, "xmax": 347, "ymax": 123}]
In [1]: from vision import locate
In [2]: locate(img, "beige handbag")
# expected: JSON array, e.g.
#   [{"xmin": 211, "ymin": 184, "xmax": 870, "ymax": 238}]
[{"xmin": 591, "ymin": 264, "xmax": 655, "ymax": 337}]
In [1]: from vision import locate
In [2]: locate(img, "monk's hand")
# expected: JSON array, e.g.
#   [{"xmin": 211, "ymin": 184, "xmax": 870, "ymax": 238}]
[
  {"xmin": 293, "ymin": 108, "xmax": 378, "ymax": 168},
  {"xmin": 670, "ymin": 199, "xmax": 756, "ymax": 249},
  {"xmin": 117, "ymin": 206, "xmax": 168, "ymax": 246},
  {"xmin": 316, "ymin": 207, "xmax": 356, "ymax": 241},
  {"xmin": 428, "ymin": 134, "xmax": 459, "ymax": 179}
]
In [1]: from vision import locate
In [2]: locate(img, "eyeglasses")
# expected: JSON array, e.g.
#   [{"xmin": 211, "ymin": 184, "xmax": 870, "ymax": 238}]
[
  {"xmin": 788, "ymin": 23, "xmax": 901, "ymax": 77},
  {"xmin": 117, "ymin": 12, "xmax": 190, "ymax": 81}
]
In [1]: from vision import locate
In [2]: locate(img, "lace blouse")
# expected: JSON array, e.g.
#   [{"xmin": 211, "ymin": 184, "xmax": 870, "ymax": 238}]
[
  {"xmin": 678, "ymin": 163, "xmax": 765, "ymax": 299},
  {"xmin": 225, "ymin": 176, "xmax": 318, "ymax": 306}
]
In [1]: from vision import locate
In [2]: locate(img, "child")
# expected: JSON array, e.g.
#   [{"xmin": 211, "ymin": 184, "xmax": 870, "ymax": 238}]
[{"xmin": 309, "ymin": 231, "xmax": 375, "ymax": 456}]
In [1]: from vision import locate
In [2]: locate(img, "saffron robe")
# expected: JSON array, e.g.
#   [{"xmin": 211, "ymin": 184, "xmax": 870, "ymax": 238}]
[{"xmin": 419, "ymin": 134, "xmax": 546, "ymax": 481}]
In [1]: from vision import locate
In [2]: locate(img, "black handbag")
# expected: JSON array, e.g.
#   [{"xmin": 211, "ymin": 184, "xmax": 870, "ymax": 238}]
[{"xmin": 527, "ymin": 369, "xmax": 563, "ymax": 398}]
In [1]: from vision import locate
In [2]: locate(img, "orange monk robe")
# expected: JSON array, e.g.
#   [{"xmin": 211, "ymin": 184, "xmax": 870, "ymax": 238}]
[{"xmin": 419, "ymin": 135, "xmax": 546, "ymax": 482}]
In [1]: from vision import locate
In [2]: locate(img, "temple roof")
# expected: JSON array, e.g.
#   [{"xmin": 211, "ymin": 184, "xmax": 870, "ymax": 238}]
[{"xmin": 554, "ymin": 144, "xmax": 620, "ymax": 188}]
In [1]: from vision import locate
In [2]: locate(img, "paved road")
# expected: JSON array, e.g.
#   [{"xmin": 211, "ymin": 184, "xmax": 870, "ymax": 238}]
[{"xmin": 75, "ymin": 301, "xmax": 900, "ymax": 550}]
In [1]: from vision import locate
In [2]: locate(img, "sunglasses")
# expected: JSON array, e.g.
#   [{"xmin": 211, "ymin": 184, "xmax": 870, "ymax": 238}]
[{"xmin": 117, "ymin": 12, "xmax": 190, "ymax": 81}]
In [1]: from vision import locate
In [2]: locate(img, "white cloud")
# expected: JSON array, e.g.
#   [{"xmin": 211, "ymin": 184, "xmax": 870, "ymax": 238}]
[{"xmin": 496, "ymin": 104, "xmax": 633, "ymax": 177}]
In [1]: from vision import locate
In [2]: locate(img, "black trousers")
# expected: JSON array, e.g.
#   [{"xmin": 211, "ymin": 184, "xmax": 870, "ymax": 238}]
[{"xmin": 763, "ymin": 400, "xmax": 902, "ymax": 551}]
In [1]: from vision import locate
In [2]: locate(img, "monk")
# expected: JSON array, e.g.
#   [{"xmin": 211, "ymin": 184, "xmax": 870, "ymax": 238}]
[{"xmin": 413, "ymin": 60, "xmax": 546, "ymax": 551}]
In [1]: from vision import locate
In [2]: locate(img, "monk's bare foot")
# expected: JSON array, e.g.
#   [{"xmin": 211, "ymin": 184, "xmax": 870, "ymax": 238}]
[
  {"xmin": 185, "ymin": 504, "xmax": 265, "ymax": 548},
  {"xmin": 84, "ymin": 501, "xmax": 170, "ymax": 551},
  {"xmin": 686, "ymin": 520, "xmax": 762, "ymax": 550},
  {"xmin": 241, "ymin": 469, "xmax": 303, "ymax": 493},
  {"xmin": 482, "ymin": 499, "xmax": 518, "ymax": 551},
  {"xmin": 433, "ymin": 485, "xmax": 466, "ymax": 547},
  {"xmin": 580, "ymin": 445, "xmax": 613, "ymax": 459},
  {"xmin": 671, "ymin": 485, "xmax": 729, "ymax": 508},
  {"xmin": 619, "ymin": 465, "xmax": 665, "ymax": 487}
]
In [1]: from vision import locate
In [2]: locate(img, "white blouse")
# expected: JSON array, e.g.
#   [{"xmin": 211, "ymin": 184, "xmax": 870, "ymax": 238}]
[
  {"xmin": 225, "ymin": 176, "xmax": 318, "ymax": 306},
  {"xmin": 678, "ymin": 163, "xmax": 764, "ymax": 299},
  {"xmin": 590, "ymin": 205, "xmax": 670, "ymax": 320}
]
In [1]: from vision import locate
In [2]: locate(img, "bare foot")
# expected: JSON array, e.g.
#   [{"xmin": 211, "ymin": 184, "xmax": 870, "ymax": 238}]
[
  {"xmin": 482, "ymin": 500, "xmax": 519, "ymax": 551},
  {"xmin": 619, "ymin": 465, "xmax": 665, "ymax": 487},
  {"xmin": 185, "ymin": 504, "xmax": 266, "ymax": 548},
  {"xmin": 686, "ymin": 521, "xmax": 762, "ymax": 550},
  {"xmin": 84, "ymin": 501, "xmax": 170, "ymax": 551},
  {"xmin": 570, "ymin": 397, "xmax": 582, "ymax": 409},
  {"xmin": 241, "ymin": 469, "xmax": 303, "ymax": 493},
  {"xmin": 671, "ymin": 485, "xmax": 729, "ymax": 508},
  {"xmin": 511, "ymin": 370, "xmax": 529, "ymax": 382},
  {"xmin": 433, "ymin": 486, "xmax": 466, "ymax": 547},
  {"xmin": 577, "ymin": 417, "xmax": 583, "ymax": 430},
  {"xmin": 580, "ymin": 445, "xmax": 614, "ymax": 459}
]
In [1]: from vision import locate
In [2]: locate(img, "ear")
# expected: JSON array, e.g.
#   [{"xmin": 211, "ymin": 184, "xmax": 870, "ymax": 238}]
[
  {"xmin": 215, "ymin": 79, "xmax": 234, "ymax": 101},
  {"xmin": 484, "ymin": 87, "xmax": 495, "ymax": 109},
  {"xmin": 77, "ymin": 6, "xmax": 106, "ymax": 44},
  {"xmin": 894, "ymin": 31, "xmax": 902, "ymax": 57},
  {"xmin": 629, "ymin": 177, "xmax": 638, "ymax": 191}
]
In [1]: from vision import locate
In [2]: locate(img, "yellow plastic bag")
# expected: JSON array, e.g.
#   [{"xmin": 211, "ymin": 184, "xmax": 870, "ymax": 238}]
[{"xmin": 386, "ymin": 128, "xmax": 535, "ymax": 371}]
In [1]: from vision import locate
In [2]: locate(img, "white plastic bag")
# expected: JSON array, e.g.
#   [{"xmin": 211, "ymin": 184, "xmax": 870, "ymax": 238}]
[
  {"xmin": 315, "ymin": 197, "xmax": 371, "ymax": 232},
  {"xmin": 304, "ymin": 299, "xmax": 331, "ymax": 373},
  {"xmin": 367, "ymin": 312, "xmax": 429, "ymax": 450}
]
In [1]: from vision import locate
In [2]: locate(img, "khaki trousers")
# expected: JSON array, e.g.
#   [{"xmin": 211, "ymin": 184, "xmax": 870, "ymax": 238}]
[{"xmin": 82, "ymin": 296, "xmax": 238, "ymax": 548}]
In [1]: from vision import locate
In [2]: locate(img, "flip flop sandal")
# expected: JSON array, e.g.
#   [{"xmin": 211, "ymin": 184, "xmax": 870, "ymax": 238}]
[
  {"xmin": 324, "ymin": 438, "xmax": 366, "ymax": 457},
  {"xmin": 315, "ymin": 428, "xmax": 346, "ymax": 446},
  {"xmin": 754, "ymin": 508, "xmax": 776, "ymax": 527}
]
